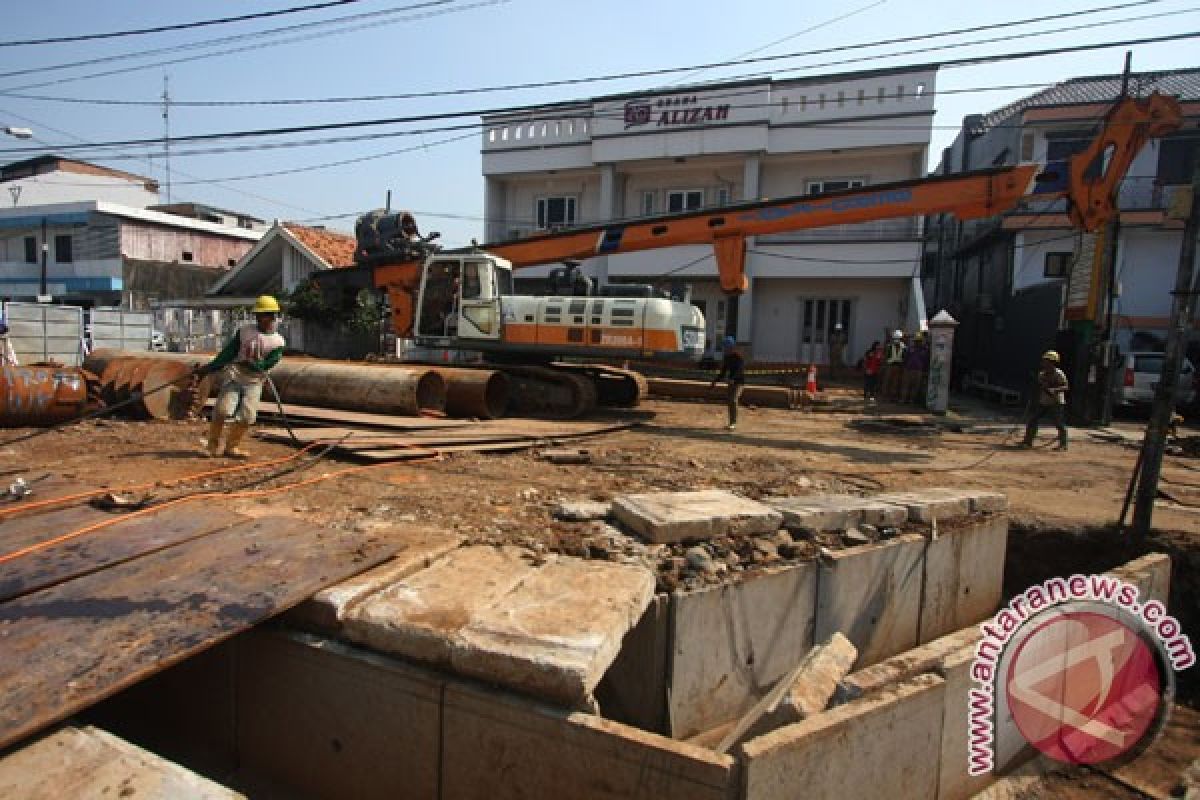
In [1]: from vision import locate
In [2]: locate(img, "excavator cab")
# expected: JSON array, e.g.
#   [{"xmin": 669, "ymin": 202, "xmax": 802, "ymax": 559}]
[{"xmin": 414, "ymin": 255, "xmax": 508, "ymax": 342}]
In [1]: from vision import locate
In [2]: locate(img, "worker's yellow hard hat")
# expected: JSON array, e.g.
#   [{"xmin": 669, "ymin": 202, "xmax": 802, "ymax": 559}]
[
  {"xmin": 252, "ymin": 295, "xmax": 281, "ymax": 314},
  {"xmin": 1041, "ymin": 350, "xmax": 1060, "ymax": 363}
]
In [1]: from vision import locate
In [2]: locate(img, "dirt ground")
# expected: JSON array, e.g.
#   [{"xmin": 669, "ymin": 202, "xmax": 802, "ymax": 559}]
[{"xmin": 2, "ymin": 390, "xmax": 1197, "ymax": 794}]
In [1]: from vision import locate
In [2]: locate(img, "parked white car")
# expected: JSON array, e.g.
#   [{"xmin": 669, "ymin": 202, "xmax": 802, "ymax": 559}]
[{"xmin": 1112, "ymin": 352, "xmax": 1196, "ymax": 408}]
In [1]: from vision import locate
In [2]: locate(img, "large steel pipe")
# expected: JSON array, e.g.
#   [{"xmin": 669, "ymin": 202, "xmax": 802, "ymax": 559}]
[
  {"xmin": 426, "ymin": 367, "xmax": 509, "ymax": 419},
  {"xmin": 270, "ymin": 362, "xmax": 446, "ymax": 415},
  {"xmin": 0, "ymin": 365, "xmax": 89, "ymax": 427},
  {"xmin": 88, "ymin": 351, "xmax": 448, "ymax": 416}
]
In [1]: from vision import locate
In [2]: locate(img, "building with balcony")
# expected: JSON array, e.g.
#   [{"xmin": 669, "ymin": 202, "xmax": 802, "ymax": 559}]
[
  {"xmin": 481, "ymin": 66, "xmax": 937, "ymax": 365},
  {"xmin": 921, "ymin": 68, "xmax": 1200, "ymax": 401}
]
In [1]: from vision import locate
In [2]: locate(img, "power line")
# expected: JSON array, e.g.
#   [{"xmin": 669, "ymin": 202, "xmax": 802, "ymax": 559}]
[
  {"xmin": 0, "ymin": 0, "xmax": 1169, "ymax": 104},
  {"xmin": 0, "ymin": 0, "xmax": 460, "ymax": 81},
  {"xmin": 0, "ymin": 0, "xmax": 366, "ymax": 48}
]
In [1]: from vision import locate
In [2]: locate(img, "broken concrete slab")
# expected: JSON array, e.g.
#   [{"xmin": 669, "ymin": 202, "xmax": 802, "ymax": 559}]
[
  {"xmin": 612, "ymin": 489, "xmax": 782, "ymax": 543},
  {"xmin": 287, "ymin": 529, "xmax": 463, "ymax": 634},
  {"xmin": 815, "ymin": 534, "xmax": 925, "ymax": 666},
  {"xmin": 451, "ymin": 557, "xmax": 656, "ymax": 710},
  {"xmin": 739, "ymin": 673, "xmax": 946, "ymax": 800},
  {"xmin": 343, "ymin": 546, "xmax": 655, "ymax": 710},
  {"xmin": 0, "ymin": 725, "xmax": 244, "ymax": 799},
  {"xmin": 919, "ymin": 515, "xmax": 1008, "ymax": 643},
  {"xmin": 553, "ymin": 499, "xmax": 612, "ymax": 522},
  {"xmin": 836, "ymin": 626, "xmax": 981, "ymax": 704},
  {"xmin": 668, "ymin": 562, "xmax": 819, "ymax": 739},
  {"xmin": 343, "ymin": 545, "xmax": 537, "ymax": 667},
  {"xmin": 767, "ymin": 494, "xmax": 908, "ymax": 532},
  {"xmin": 873, "ymin": 488, "xmax": 975, "ymax": 523},
  {"xmin": 727, "ymin": 632, "xmax": 858, "ymax": 748}
]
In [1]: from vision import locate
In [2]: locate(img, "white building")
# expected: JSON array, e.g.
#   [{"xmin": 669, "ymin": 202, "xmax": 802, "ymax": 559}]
[
  {"xmin": 481, "ymin": 66, "xmax": 936, "ymax": 364},
  {"xmin": 0, "ymin": 155, "xmax": 161, "ymax": 209}
]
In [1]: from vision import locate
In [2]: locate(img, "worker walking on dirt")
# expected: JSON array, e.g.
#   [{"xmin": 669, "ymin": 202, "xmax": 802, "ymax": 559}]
[
  {"xmin": 900, "ymin": 332, "xmax": 929, "ymax": 404},
  {"xmin": 862, "ymin": 341, "xmax": 883, "ymax": 403},
  {"xmin": 1021, "ymin": 350, "xmax": 1069, "ymax": 451},
  {"xmin": 198, "ymin": 296, "xmax": 287, "ymax": 458},
  {"xmin": 711, "ymin": 336, "xmax": 746, "ymax": 430},
  {"xmin": 882, "ymin": 330, "xmax": 906, "ymax": 400}
]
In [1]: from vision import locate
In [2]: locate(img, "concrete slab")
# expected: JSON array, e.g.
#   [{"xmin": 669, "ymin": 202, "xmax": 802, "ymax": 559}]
[
  {"xmin": 452, "ymin": 557, "xmax": 656, "ymax": 709},
  {"xmin": 0, "ymin": 725, "xmax": 243, "ymax": 799},
  {"xmin": 837, "ymin": 627, "xmax": 981, "ymax": 703},
  {"xmin": 734, "ymin": 632, "xmax": 858, "ymax": 746},
  {"xmin": 740, "ymin": 673, "xmax": 946, "ymax": 800},
  {"xmin": 235, "ymin": 629, "xmax": 442, "ymax": 800},
  {"xmin": 287, "ymin": 529, "xmax": 462, "ymax": 634},
  {"xmin": 939, "ymin": 642, "xmax": 994, "ymax": 800},
  {"xmin": 343, "ymin": 545, "xmax": 536, "ymax": 667},
  {"xmin": 669, "ymin": 562, "xmax": 819, "ymax": 739},
  {"xmin": 874, "ymin": 489, "xmax": 973, "ymax": 523},
  {"xmin": 815, "ymin": 534, "xmax": 926, "ymax": 666},
  {"xmin": 1108, "ymin": 553, "xmax": 1171, "ymax": 605},
  {"xmin": 919, "ymin": 515, "xmax": 1008, "ymax": 643},
  {"xmin": 343, "ymin": 546, "xmax": 655, "ymax": 709},
  {"xmin": 767, "ymin": 494, "xmax": 908, "ymax": 531},
  {"xmin": 441, "ymin": 682, "xmax": 736, "ymax": 800},
  {"xmin": 554, "ymin": 500, "xmax": 612, "ymax": 521},
  {"xmin": 612, "ymin": 489, "xmax": 782, "ymax": 544}
]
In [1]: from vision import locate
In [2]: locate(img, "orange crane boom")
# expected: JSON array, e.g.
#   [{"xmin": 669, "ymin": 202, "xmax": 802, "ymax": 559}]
[{"xmin": 373, "ymin": 92, "xmax": 1181, "ymax": 335}]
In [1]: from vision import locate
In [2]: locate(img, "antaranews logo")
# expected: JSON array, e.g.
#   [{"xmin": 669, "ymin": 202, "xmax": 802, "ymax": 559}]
[{"xmin": 967, "ymin": 574, "xmax": 1194, "ymax": 775}]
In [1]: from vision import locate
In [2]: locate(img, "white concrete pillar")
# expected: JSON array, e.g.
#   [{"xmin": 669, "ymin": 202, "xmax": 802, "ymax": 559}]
[
  {"xmin": 592, "ymin": 164, "xmax": 621, "ymax": 287},
  {"xmin": 484, "ymin": 178, "xmax": 506, "ymax": 242},
  {"xmin": 926, "ymin": 310, "xmax": 959, "ymax": 414},
  {"xmin": 736, "ymin": 155, "xmax": 762, "ymax": 347}
]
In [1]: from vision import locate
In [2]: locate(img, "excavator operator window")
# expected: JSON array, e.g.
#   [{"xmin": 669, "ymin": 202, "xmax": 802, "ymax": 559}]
[
  {"xmin": 419, "ymin": 260, "xmax": 461, "ymax": 337},
  {"xmin": 462, "ymin": 262, "xmax": 482, "ymax": 300}
]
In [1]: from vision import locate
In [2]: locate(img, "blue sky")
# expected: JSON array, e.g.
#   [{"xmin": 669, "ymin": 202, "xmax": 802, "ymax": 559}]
[{"xmin": 0, "ymin": 0, "xmax": 1196, "ymax": 244}]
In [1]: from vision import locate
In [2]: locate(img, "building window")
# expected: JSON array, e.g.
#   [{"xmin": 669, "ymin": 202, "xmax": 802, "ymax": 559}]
[
  {"xmin": 837, "ymin": 91, "xmax": 845, "ymax": 108},
  {"xmin": 798, "ymin": 95, "xmax": 806, "ymax": 111},
  {"xmin": 641, "ymin": 191, "xmax": 655, "ymax": 216},
  {"xmin": 806, "ymin": 178, "xmax": 865, "ymax": 194},
  {"xmin": 667, "ymin": 189, "xmax": 704, "ymax": 212},
  {"xmin": 1044, "ymin": 251, "xmax": 1072, "ymax": 278},
  {"xmin": 878, "ymin": 87, "xmax": 886, "ymax": 103},
  {"xmin": 896, "ymin": 84, "xmax": 905, "ymax": 100},
  {"xmin": 818, "ymin": 93, "xmax": 826, "ymax": 109},
  {"xmin": 181, "ymin": 251, "xmax": 194, "ymax": 262},
  {"xmin": 915, "ymin": 82, "xmax": 926, "ymax": 98},
  {"xmin": 23, "ymin": 236, "xmax": 36, "ymax": 264},
  {"xmin": 781, "ymin": 97, "xmax": 789, "ymax": 114},
  {"xmin": 715, "ymin": 187, "xmax": 730, "ymax": 206},
  {"xmin": 227, "ymin": 258, "xmax": 237, "ymax": 267},
  {"xmin": 1020, "ymin": 133, "xmax": 1035, "ymax": 161},
  {"xmin": 857, "ymin": 89, "xmax": 865, "ymax": 106},
  {"xmin": 54, "ymin": 234, "xmax": 72, "ymax": 263},
  {"xmin": 536, "ymin": 196, "xmax": 577, "ymax": 229},
  {"xmin": 1157, "ymin": 136, "xmax": 1199, "ymax": 184}
]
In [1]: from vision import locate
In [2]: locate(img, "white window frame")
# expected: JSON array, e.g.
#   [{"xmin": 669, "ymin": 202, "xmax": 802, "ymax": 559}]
[
  {"xmin": 640, "ymin": 190, "xmax": 655, "ymax": 216},
  {"xmin": 806, "ymin": 178, "xmax": 865, "ymax": 195},
  {"xmin": 535, "ymin": 195, "xmax": 577, "ymax": 230},
  {"xmin": 667, "ymin": 189, "xmax": 705, "ymax": 213}
]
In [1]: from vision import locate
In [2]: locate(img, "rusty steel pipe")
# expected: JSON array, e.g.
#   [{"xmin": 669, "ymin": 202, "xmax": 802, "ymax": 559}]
[
  {"xmin": 138, "ymin": 361, "xmax": 202, "ymax": 420},
  {"xmin": 87, "ymin": 351, "xmax": 448, "ymax": 416},
  {"xmin": 269, "ymin": 362, "xmax": 446, "ymax": 416},
  {"xmin": 426, "ymin": 367, "xmax": 510, "ymax": 419},
  {"xmin": 0, "ymin": 365, "xmax": 89, "ymax": 427}
]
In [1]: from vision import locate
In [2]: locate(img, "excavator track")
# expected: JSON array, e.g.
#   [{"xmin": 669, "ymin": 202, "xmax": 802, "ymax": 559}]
[
  {"xmin": 498, "ymin": 364, "xmax": 598, "ymax": 419},
  {"xmin": 549, "ymin": 363, "xmax": 648, "ymax": 408}
]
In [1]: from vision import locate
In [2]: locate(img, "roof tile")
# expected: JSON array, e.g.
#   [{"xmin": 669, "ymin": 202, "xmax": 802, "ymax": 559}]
[{"xmin": 283, "ymin": 223, "xmax": 357, "ymax": 268}]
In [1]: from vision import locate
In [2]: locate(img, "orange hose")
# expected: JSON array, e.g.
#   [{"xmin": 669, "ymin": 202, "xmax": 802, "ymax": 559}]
[
  {"xmin": 0, "ymin": 453, "xmax": 440, "ymax": 567},
  {"xmin": 0, "ymin": 441, "xmax": 326, "ymax": 520}
]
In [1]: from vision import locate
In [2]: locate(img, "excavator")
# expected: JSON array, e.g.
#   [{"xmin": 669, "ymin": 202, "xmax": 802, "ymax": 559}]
[{"xmin": 357, "ymin": 93, "xmax": 1181, "ymax": 417}]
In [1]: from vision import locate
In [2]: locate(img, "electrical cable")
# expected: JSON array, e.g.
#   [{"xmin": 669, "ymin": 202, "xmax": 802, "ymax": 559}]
[{"xmin": 0, "ymin": 0, "xmax": 367, "ymax": 47}]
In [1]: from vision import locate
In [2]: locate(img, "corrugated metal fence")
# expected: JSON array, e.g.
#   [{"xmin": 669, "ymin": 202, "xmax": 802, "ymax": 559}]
[{"xmin": 2, "ymin": 302, "xmax": 85, "ymax": 366}]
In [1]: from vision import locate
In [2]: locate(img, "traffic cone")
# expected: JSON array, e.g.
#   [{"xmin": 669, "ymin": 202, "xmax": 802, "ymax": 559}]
[{"xmin": 805, "ymin": 364, "xmax": 818, "ymax": 396}]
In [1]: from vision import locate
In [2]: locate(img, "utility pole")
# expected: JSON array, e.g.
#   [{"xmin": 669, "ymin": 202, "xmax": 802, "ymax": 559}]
[
  {"xmin": 1131, "ymin": 151, "xmax": 1200, "ymax": 539},
  {"xmin": 162, "ymin": 74, "xmax": 172, "ymax": 204},
  {"xmin": 1097, "ymin": 52, "xmax": 1133, "ymax": 427}
]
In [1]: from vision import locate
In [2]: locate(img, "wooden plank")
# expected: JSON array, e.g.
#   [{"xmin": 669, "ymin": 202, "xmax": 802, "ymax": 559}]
[
  {"xmin": 0, "ymin": 505, "xmax": 246, "ymax": 603},
  {"xmin": 0, "ymin": 516, "xmax": 396, "ymax": 751},
  {"xmin": 256, "ymin": 403, "xmax": 471, "ymax": 430}
]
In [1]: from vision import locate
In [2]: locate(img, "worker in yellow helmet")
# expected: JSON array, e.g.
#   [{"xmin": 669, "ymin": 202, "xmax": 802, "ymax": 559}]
[
  {"xmin": 198, "ymin": 295, "xmax": 287, "ymax": 458},
  {"xmin": 1021, "ymin": 350, "xmax": 1069, "ymax": 451}
]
